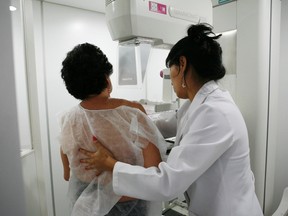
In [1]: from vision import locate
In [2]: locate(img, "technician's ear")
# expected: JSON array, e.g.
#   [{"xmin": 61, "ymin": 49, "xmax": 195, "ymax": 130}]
[{"xmin": 179, "ymin": 56, "xmax": 187, "ymax": 73}]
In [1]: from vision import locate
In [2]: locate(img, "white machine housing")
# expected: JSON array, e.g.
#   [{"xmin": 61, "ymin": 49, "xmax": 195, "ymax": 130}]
[{"xmin": 105, "ymin": 0, "xmax": 213, "ymax": 48}]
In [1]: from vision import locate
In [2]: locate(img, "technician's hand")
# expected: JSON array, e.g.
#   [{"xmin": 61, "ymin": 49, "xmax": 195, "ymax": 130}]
[{"xmin": 79, "ymin": 138, "xmax": 117, "ymax": 173}]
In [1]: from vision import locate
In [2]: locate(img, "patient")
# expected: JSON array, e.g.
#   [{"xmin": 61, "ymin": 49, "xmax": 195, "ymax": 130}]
[{"xmin": 59, "ymin": 43, "xmax": 167, "ymax": 216}]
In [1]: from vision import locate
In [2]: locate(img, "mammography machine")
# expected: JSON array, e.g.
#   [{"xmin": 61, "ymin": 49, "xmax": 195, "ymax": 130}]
[
  {"xmin": 106, "ymin": 0, "xmax": 213, "ymax": 112},
  {"xmin": 105, "ymin": 0, "xmax": 212, "ymax": 48}
]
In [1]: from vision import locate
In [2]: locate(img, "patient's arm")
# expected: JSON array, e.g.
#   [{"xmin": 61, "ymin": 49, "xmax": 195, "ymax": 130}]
[
  {"xmin": 126, "ymin": 102, "xmax": 162, "ymax": 167},
  {"xmin": 143, "ymin": 142, "xmax": 162, "ymax": 168},
  {"xmin": 60, "ymin": 148, "xmax": 70, "ymax": 181},
  {"xmin": 119, "ymin": 142, "xmax": 161, "ymax": 202}
]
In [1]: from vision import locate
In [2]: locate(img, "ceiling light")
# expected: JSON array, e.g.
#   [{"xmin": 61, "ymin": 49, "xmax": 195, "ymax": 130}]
[{"xmin": 9, "ymin": 6, "xmax": 17, "ymax": 11}]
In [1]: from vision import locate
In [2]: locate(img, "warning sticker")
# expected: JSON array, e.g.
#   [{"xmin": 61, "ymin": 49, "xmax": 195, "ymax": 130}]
[{"xmin": 149, "ymin": 1, "xmax": 167, "ymax": 15}]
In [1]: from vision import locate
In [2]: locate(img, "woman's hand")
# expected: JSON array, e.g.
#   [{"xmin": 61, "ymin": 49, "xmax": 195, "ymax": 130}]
[{"xmin": 79, "ymin": 138, "xmax": 117, "ymax": 173}]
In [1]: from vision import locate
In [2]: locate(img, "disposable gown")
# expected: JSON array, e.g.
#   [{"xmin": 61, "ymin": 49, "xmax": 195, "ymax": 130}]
[{"xmin": 58, "ymin": 105, "xmax": 167, "ymax": 216}]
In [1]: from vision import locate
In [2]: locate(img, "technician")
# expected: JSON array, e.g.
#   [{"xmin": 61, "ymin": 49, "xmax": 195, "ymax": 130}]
[{"xmin": 79, "ymin": 23, "xmax": 264, "ymax": 216}]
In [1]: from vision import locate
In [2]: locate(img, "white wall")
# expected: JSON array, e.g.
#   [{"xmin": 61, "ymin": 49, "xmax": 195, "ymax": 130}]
[
  {"xmin": 236, "ymin": 0, "xmax": 272, "ymax": 208},
  {"xmin": 234, "ymin": 1, "xmax": 288, "ymax": 214},
  {"xmin": 32, "ymin": 1, "xmax": 55, "ymax": 215},
  {"xmin": 213, "ymin": 1, "xmax": 288, "ymax": 215},
  {"xmin": 0, "ymin": 1, "xmax": 27, "ymax": 215},
  {"xmin": 214, "ymin": 0, "xmax": 268, "ymax": 209},
  {"xmin": 265, "ymin": 0, "xmax": 288, "ymax": 215},
  {"xmin": 11, "ymin": 0, "xmax": 32, "ymax": 150},
  {"xmin": 21, "ymin": 151, "xmax": 42, "ymax": 216}
]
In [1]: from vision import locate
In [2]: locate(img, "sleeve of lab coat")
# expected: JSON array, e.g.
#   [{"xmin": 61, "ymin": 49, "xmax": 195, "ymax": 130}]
[{"xmin": 112, "ymin": 103, "xmax": 235, "ymax": 201}]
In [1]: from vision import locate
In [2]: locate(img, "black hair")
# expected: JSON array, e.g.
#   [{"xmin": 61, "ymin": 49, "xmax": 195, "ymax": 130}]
[
  {"xmin": 166, "ymin": 23, "xmax": 226, "ymax": 82},
  {"xmin": 61, "ymin": 43, "xmax": 113, "ymax": 100}
]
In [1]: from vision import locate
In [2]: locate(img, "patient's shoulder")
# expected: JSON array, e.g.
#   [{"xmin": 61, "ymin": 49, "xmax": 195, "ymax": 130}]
[{"xmin": 113, "ymin": 98, "xmax": 146, "ymax": 114}]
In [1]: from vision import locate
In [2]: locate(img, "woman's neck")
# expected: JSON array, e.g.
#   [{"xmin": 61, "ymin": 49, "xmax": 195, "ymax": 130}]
[{"xmin": 80, "ymin": 94, "xmax": 110, "ymax": 110}]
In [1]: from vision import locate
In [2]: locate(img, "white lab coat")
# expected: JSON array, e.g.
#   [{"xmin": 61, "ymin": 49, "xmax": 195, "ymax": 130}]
[{"xmin": 112, "ymin": 81, "xmax": 263, "ymax": 216}]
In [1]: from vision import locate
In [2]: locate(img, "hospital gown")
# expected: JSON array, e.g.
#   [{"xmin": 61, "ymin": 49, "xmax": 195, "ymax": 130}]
[{"xmin": 58, "ymin": 105, "xmax": 167, "ymax": 216}]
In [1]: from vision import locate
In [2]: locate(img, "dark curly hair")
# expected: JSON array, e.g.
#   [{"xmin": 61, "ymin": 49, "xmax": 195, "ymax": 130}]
[
  {"xmin": 166, "ymin": 23, "xmax": 225, "ymax": 82},
  {"xmin": 61, "ymin": 43, "xmax": 113, "ymax": 100}
]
